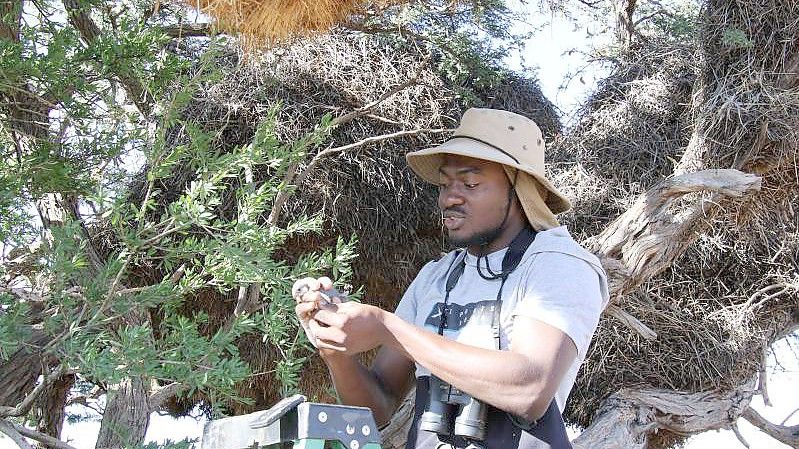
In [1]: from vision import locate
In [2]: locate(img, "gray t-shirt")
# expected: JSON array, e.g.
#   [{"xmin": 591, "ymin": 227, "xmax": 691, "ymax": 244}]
[{"xmin": 394, "ymin": 226, "xmax": 609, "ymax": 411}]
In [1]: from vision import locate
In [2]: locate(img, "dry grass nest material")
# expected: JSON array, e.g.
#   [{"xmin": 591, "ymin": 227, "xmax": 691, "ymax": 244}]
[
  {"xmin": 126, "ymin": 30, "xmax": 560, "ymax": 412},
  {"xmin": 557, "ymin": 0, "xmax": 799, "ymax": 429},
  {"xmin": 189, "ymin": 0, "xmax": 397, "ymax": 46}
]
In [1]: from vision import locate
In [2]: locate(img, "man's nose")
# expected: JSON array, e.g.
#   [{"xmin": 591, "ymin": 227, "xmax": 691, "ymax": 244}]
[{"xmin": 439, "ymin": 186, "xmax": 465, "ymax": 209}]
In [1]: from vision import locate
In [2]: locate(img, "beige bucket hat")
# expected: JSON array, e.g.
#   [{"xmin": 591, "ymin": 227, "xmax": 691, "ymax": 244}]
[{"xmin": 406, "ymin": 108, "xmax": 571, "ymax": 230}]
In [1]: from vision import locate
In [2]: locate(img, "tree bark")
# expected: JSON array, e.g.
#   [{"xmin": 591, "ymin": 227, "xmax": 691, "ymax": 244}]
[
  {"xmin": 95, "ymin": 377, "xmax": 150, "ymax": 449},
  {"xmin": 741, "ymin": 407, "xmax": 799, "ymax": 448},
  {"xmin": 0, "ymin": 329, "xmax": 51, "ymax": 407},
  {"xmin": 35, "ymin": 373, "xmax": 76, "ymax": 446},
  {"xmin": 572, "ymin": 381, "xmax": 757, "ymax": 448}
]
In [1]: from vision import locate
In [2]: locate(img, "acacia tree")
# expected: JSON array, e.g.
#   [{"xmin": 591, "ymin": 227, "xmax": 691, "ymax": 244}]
[
  {"xmin": 0, "ymin": 0, "xmax": 530, "ymax": 448},
  {"xmin": 0, "ymin": 1, "xmax": 365, "ymax": 447},
  {"xmin": 1, "ymin": 1, "xmax": 798, "ymax": 449}
]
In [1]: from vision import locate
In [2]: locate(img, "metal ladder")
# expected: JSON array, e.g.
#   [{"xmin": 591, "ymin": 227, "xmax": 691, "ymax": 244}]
[{"xmin": 201, "ymin": 394, "xmax": 382, "ymax": 449}]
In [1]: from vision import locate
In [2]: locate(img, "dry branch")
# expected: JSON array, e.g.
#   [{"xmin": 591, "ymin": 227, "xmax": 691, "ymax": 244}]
[
  {"xmin": 605, "ymin": 304, "xmax": 657, "ymax": 340},
  {"xmin": 572, "ymin": 380, "xmax": 757, "ymax": 448},
  {"xmin": 589, "ymin": 169, "xmax": 761, "ymax": 297},
  {"xmin": 742, "ymin": 407, "xmax": 799, "ymax": 448},
  {"xmin": 0, "ymin": 419, "xmax": 34, "ymax": 449},
  {"xmin": 149, "ymin": 382, "xmax": 188, "ymax": 413},
  {"xmin": 160, "ymin": 23, "xmax": 215, "ymax": 38},
  {"xmin": 3, "ymin": 420, "xmax": 80, "ymax": 449}
]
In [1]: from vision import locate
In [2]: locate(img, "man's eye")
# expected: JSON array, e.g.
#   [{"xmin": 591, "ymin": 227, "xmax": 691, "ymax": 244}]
[{"xmin": 465, "ymin": 183, "xmax": 478, "ymax": 189}]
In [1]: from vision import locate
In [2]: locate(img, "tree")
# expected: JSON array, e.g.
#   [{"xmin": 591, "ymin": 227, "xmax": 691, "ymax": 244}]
[
  {"xmin": 0, "ymin": 1, "xmax": 544, "ymax": 447},
  {"xmin": 1, "ymin": 1, "xmax": 797, "ymax": 449}
]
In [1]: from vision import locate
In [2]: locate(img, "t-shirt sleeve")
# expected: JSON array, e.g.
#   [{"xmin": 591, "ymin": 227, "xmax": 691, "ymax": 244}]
[
  {"xmin": 511, "ymin": 252, "xmax": 605, "ymax": 359},
  {"xmin": 394, "ymin": 259, "xmax": 438, "ymax": 323}
]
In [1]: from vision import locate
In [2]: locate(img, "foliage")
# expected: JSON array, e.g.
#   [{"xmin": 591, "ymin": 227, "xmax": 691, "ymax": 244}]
[
  {"xmin": 0, "ymin": 0, "xmax": 361, "ymax": 440},
  {"xmin": 356, "ymin": 0, "xmax": 529, "ymax": 100},
  {"xmin": 0, "ymin": 0, "xmax": 541, "ymax": 446}
]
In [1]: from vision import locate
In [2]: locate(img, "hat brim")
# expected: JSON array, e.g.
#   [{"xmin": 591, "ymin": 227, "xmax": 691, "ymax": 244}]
[{"xmin": 406, "ymin": 137, "xmax": 572, "ymax": 214}]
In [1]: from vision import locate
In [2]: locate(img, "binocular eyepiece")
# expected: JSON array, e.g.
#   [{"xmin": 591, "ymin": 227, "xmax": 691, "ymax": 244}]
[{"xmin": 419, "ymin": 376, "xmax": 488, "ymax": 441}]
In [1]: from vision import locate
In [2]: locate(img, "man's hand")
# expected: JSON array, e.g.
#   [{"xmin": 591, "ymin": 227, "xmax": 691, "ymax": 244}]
[
  {"xmin": 292, "ymin": 276, "xmax": 345, "ymax": 349},
  {"xmin": 308, "ymin": 302, "xmax": 388, "ymax": 355}
]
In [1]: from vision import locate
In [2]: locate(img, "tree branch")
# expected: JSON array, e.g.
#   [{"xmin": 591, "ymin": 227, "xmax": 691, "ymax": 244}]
[
  {"xmin": 573, "ymin": 380, "xmax": 758, "ymax": 448},
  {"xmin": 148, "ymin": 382, "xmax": 187, "ymax": 413},
  {"xmin": 6, "ymin": 420, "xmax": 80, "ymax": 449},
  {"xmin": 742, "ymin": 407, "xmax": 799, "ymax": 448},
  {"xmin": 0, "ymin": 419, "xmax": 34, "ymax": 449},
  {"xmin": 159, "ymin": 22, "xmax": 216, "ymax": 38},
  {"xmin": 62, "ymin": 0, "xmax": 153, "ymax": 116},
  {"xmin": 0, "ymin": 365, "xmax": 66, "ymax": 418},
  {"xmin": 758, "ymin": 345, "xmax": 772, "ymax": 406},
  {"xmin": 589, "ymin": 169, "xmax": 761, "ymax": 297},
  {"xmin": 731, "ymin": 423, "xmax": 751, "ymax": 448}
]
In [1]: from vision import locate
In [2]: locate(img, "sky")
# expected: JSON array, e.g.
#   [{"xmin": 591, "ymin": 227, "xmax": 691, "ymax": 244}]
[{"xmin": 2, "ymin": 4, "xmax": 797, "ymax": 449}]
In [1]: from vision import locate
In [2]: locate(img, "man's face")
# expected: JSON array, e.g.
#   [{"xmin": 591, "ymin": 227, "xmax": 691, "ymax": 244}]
[{"xmin": 437, "ymin": 154, "xmax": 523, "ymax": 250}]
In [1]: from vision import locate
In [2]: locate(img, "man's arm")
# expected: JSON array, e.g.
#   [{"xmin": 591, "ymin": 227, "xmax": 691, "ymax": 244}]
[
  {"xmin": 311, "ymin": 303, "xmax": 576, "ymax": 423},
  {"xmin": 293, "ymin": 279, "xmax": 415, "ymax": 427},
  {"xmin": 384, "ymin": 313, "xmax": 576, "ymax": 422},
  {"xmin": 321, "ymin": 347, "xmax": 415, "ymax": 427}
]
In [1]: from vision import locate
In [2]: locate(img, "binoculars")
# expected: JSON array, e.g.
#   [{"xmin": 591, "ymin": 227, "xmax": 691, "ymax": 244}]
[{"xmin": 419, "ymin": 376, "xmax": 487, "ymax": 441}]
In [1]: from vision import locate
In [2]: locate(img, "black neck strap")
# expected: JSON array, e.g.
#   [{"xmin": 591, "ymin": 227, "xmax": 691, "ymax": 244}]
[{"xmin": 437, "ymin": 226, "xmax": 537, "ymax": 348}]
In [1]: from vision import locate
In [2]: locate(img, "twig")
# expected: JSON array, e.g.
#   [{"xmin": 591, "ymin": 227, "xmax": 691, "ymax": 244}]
[
  {"xmin": 742, "ymin": 282, "xmax": 792, "ymax": 311},
  {"xmin": 606, "ymin": 303, "xmax": 657, "ymax": 340},
  {"xmin": 781, "ymin": 407, "xmax": 799, "ymax": 426},
  {"xmin": 730, "ymin": 423, "xmax": 750, "ymax": 448},
  {"xmin": 329, "ymin": 54, "xmax": 432, "ymax": 128},
  {"xmin": 272, "ymin": 126, "xmax": 449, "ymax": 228},
  {"xmin": 305, "ymin": 128, "xmax": 449, "ymax": 179},
  {"xmin": 266, "ymin": 58, "xmax": 434, "ymax": 226}
]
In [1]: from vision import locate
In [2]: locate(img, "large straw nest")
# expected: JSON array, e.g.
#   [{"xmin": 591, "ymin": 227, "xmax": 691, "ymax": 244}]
[
  {"xmin": 553, "ymin": 0, "xmax": 799, "ymax": 431},
  {"xmin": 190, "ymin": 0, "xmax": 396, "ymax": 47},
  {"xmin": 123, "ymin": 30, "xmax": 560, "ymax": 414}
]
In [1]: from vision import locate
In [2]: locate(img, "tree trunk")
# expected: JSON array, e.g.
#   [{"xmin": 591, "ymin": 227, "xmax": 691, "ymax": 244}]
[
  {"xmin": 35, "ymin": 373, "xmax": 76, "ymax": 446},
  {"xmin": 95, "ymin": 377, "xmax": 150, "ymax": 449}
]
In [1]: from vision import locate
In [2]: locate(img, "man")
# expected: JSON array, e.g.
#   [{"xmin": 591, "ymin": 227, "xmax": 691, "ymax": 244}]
[{"xmin": 293, "ymin": 108, "xmax": 609, "ymax": 449}]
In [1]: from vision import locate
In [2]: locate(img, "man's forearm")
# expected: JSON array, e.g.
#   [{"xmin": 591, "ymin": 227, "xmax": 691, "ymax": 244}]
[
  {"xmin": 322, "ymin": 353, "xmax": 399, "ymax": 427},
  {"xmin": 379, "ymin": 311, "xmax": 573, "ymax": 422}
]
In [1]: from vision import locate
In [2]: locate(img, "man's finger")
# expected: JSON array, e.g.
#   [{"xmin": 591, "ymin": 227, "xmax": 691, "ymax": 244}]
[
  {"xmin": 318, "ymin": 276, "xmax": 333, "ymax": 290},
  {"xmin": 309, "ymin": 319, "xmax": 346, "ymax": 344},
  {"xmin": 313, "ymin": 308, "xmax": 345, "ymax": 327},
  {"xmin": 292, "ymin": 277, "xmax": 321, "ymax": 300},
  {"xmin": 295, "ymin": 301, "xmax": 317, "ymax": 319},
  {"xmin": 315, "ymin": 339, "xmax": 346, "ymax": 352},
  {"xmin": 301, "ymin": 290, "xmax": 327, "ymax": 304}
]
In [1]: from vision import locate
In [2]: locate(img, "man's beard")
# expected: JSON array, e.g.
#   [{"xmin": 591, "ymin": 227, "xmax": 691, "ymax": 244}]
[{"xmin": 447, "ymin": 222, "xmax": 505, "ymax": 249}]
